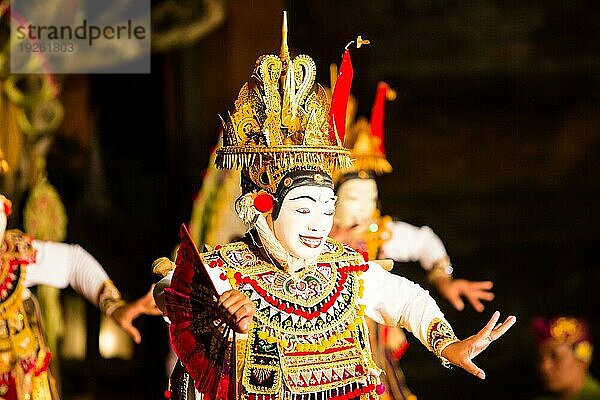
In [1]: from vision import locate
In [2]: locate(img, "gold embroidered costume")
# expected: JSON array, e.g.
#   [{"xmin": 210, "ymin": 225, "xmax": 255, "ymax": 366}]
[
  {"xmin": 163, "ymin": 12, "xmax": 458, "ymax": 400},
  {"xmin": 0, "ymin": 230, "xmax": 58, "ymax": 400},
  {"xmin": 204, "ymin": 238, "xmax": 380, "ymax": 399}
]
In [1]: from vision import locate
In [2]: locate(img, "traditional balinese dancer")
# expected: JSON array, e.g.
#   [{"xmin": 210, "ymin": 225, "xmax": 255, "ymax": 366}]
[
  {"xmin": 0, "ymin": 194, "xmax": 160, "ymax": 399},
  {"xmin": 156, "ymin": 13, "xmax": 516, "ymax": 400},
  {"xmin": 329, "ymin": 82, "xmax": 496, "ymax": 399}
]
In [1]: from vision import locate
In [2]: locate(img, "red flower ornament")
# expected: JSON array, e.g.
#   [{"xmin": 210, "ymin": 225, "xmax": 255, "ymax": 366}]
[{"xmin": 253, "ymin": 192, "xmax": 274, "ymax": 213}]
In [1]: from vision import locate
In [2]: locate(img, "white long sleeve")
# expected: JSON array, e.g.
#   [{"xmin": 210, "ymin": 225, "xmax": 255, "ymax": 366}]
[
  {"xmin": 24, "ymin": 240, "xmax": 110, "ymax": 305},
  {"xmin": 361, "ymin": 260, "xmax": 450, "ymax": 350},
  {"xmin": 154, "ymin": 263, "xmax": 232, "ymax": 317},
  {"xmin": 379, "ymin": 221, "xmax": 448, "ymax": 270}
]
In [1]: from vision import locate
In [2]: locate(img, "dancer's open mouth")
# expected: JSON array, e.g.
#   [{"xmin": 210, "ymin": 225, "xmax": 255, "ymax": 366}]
[{"xmin": 299, "ymin": 235, "xmax": 323, "ymax": 248}]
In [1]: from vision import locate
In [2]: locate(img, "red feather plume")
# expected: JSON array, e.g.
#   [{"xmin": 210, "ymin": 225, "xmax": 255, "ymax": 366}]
[{"xmin": 328, "ymin": 49, "xmax": 354, "ymax": 145}]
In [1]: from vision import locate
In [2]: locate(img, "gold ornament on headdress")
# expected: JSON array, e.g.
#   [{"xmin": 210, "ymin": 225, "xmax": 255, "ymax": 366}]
[
  {"xmin": 550, "ymin": 317, "xmax": 585, "ymax": 344},
  {"xmin": 216, "ymin": 11, "xmax": 352, "ymax": 194}
]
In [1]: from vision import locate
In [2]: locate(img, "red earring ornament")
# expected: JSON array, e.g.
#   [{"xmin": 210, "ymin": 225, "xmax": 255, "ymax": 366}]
[{"xmin": 253, "ymin": 192, "xmax": 274, "ymax": 213}]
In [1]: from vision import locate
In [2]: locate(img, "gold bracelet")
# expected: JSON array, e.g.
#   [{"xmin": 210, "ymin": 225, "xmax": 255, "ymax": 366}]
[
  {"xmin": 97, "ymin": 280, "xmax": 126, "ymax": 317},
  {"xmin": 427, "ymin": 256, "xmax": 453, "ymax": 284},
  {"xmin": 427, "ymin": 318, "xmax": 460, "ymax": 366}
]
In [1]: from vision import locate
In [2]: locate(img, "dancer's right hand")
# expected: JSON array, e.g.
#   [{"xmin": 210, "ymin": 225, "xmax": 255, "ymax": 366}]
[{"xmin": 218, "ymin": 290, "xmax": 255, "ymax": 333}]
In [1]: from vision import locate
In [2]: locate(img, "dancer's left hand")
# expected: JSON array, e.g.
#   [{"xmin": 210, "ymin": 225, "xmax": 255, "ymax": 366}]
[
  {"xmin": 441, "ymin": 311, "xmax": 516, "ymax": 379},
  {"xmin": 435, "ymin": 277, "xmax": 495, "ymax": 312},
  {"xmin": 112, "ymin": 285, "xmax": 162, "ymax": 343}
]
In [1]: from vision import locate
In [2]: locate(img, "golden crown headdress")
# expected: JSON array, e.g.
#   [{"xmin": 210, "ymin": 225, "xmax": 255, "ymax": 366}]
[
  {"xmin": 337, "ymin": 81, "xmax": 396, "ymax": 179},
  {"xmin": 215, "ymin": 12, "xmax": 356, "ymax": 195}
]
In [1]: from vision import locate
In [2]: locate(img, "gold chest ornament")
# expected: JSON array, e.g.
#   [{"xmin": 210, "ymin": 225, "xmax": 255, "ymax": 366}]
[{"xmin": 201, "ymin": 238, "xmax": 386, "ymax": 400}]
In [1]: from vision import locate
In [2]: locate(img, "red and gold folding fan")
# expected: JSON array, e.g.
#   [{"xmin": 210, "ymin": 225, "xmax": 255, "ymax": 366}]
[{"xmin": 165, "ymin": 224, "xmax": 236, "ymax": 400}]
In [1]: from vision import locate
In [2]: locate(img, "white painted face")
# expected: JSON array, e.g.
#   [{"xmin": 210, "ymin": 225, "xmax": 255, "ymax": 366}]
[
  {"xmin": 273, "ymin": 185, "xmax": 337, "ymax": 260},
  {"xmin": 334, "ymin": 178, "xmax": 378, "ymax": 228}
]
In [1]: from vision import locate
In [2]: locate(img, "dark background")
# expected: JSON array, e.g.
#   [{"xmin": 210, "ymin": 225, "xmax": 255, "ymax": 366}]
[{"xmin": 31, "ymin": 1, "xmax": 600, "ymax": 399}]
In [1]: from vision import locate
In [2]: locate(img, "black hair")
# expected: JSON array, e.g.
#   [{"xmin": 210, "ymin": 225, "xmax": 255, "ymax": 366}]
[{"xmin": 272, "ymin": 170, "xmax": 333, "ymax": 220}]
